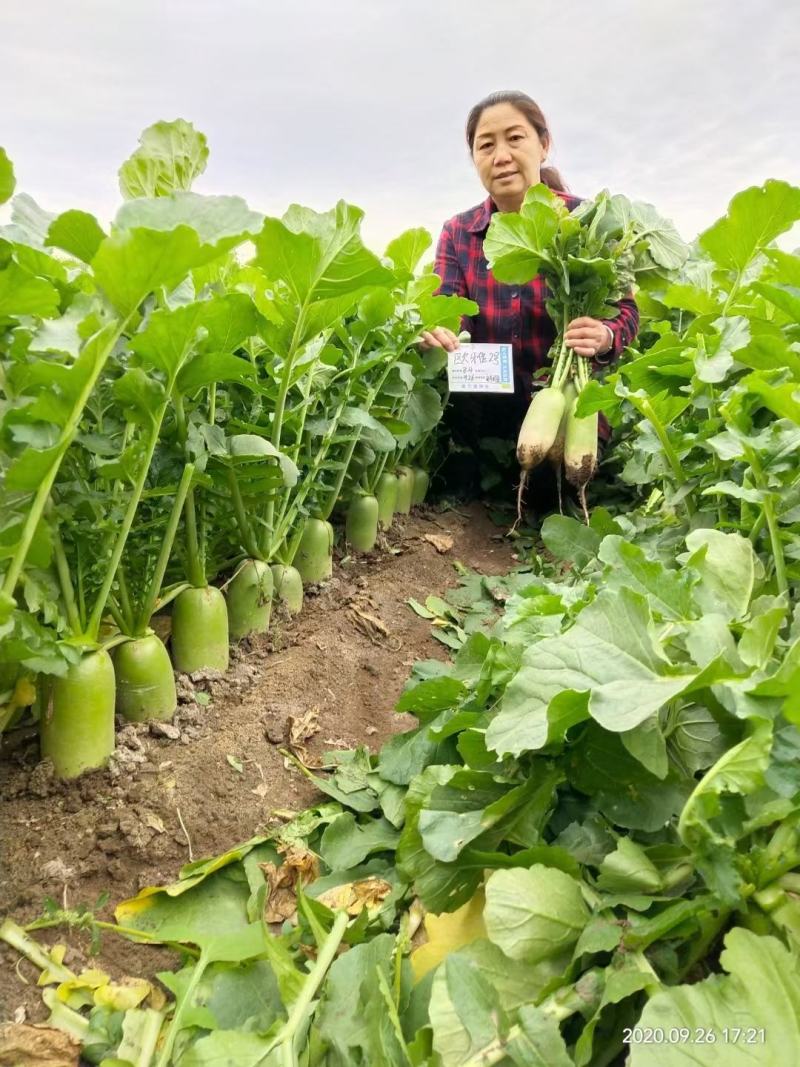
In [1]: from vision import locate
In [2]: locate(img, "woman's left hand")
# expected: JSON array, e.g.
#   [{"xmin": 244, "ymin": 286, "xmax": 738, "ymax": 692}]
[{"xmin": 565, "ymin": 317, "xmax": 613, "ymax": 359}]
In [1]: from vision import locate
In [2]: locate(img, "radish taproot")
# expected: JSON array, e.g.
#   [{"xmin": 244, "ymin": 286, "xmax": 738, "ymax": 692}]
[
  {"xmin": 114, "ymin": 634, "xmax": 176, "ymax": 722},
  {"xmin": 548, "ymin": 379, "xmax": 576, "ymax": 514},
  {"xmin": 394, "ymin": 466, "xmax": 415, "ymax": 515},
  {"xmin": 40, "ymin": 650, "xmax": 116, "ymax": 778},
  {"xmin": 346, "ymin": 494, "xmax": 379, "ymax": 552},
  {"xmin": 171, "ymin": 585, "xmax": 229, "ymax": 673},
  {"xmin": 515, "ymin": 386, "xmax": 566, "ymax": 522},
  {"xmin": 271, "ymin": 563, "xmax": 304, "ymax": 615},
  {"xmin": 564, "ymin": 400, "xmax": 599, "ymax": 524},
  {"xmin": 411, "ymin": 467, "xmax": 430, "ymax": 506},
  {"xmin": 226, "ymin": 559, "xmax": 273, "ymax": 639},
  {"xmin": 375, "ymin": 472, "xmax": 398, "ymax": 529},
  {"xmin": 294, "ymin": 518, "xmax": 334, "ymax": 583}
]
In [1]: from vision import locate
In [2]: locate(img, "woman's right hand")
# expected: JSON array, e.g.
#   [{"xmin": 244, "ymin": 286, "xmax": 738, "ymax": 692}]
[{"xmin": 419, "ymin": 327, "xmax": 461, "ymax": 352}]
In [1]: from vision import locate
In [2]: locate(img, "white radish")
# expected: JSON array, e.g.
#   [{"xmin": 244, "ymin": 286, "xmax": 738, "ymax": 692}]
[
  {"xmin": 564, "ymin": 399, "xmax": 599, "ymax": 524},
  {"xmin": 515, "ymin": 386, "xmax": 566, "ymax": 524}
]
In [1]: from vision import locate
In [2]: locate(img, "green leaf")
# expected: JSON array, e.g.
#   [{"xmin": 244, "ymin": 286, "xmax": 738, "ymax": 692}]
[
  {"xmin": 429, "ymin": 951, "xmax": 502, "ymax": 1067},
  {"xmin": 130, "ymin": 300, "xmax": 207, "ymax": 376},
  {"xmin": 318, "ymin": 813, "xmax": 400, "ymax": 870},
  {"xmin": 428, "ymin": 940, "xmax": 564, "ymax": 1067},
  {"xmin": 621, "ymin": 716, "xmax": 669, "ymax": 779},
  {"xmin": 339, "ymin": 406, "xmax": 397, "ymax": 451},
  {"xmin": 378, "ymin": 715, "xmax": 459, "ymax": 786},
  {"xmin": 699, "ymin": 180, "xmax": 800, "ymax": 274},
  {"xmin": 508, "ymin": 1004, "xmax": 574, "ymax": 1067},
  {"xmin": 178, "ymin": 352, "xmax": 255, "ymax": 394},
  {"xmin": 418, "ymin": 772, "xmax": 547, "ymax": 863},
  {"xmin": 685, "ymin": 529, "xmax": 756, "ymax": 621},
  {"xmin": 92, "ymin": 226, "xmax": 207, "ymax": 316},
  {"xmin": 315, "ymin": 934, "xmax": 408, "ymax": 1063},
  {"xmin": 678, "ymin": 722, "xmax": 772, "ymax": 901},
  {"xmin": 179, "ymin": 1030, "xmax": 280, "ymax": 1067},
  {"xmin": 596, "ymin": 837, "xmax": 662, "ymax": 894},
  {"xmin": 540, "ymin": 514, "xmax": 601, "ymax": 569},
  {"xmin": 115, "ymin": 192, "xmax": 262, "ymax": 250},
  {"xmin": 158, "ymin": 957, "xmax": 282, "ymax": 1033},
  {"xmin": 29, "ymin": 300, "xmax": 91, "ymax": 358},
  {"xmin": 0, "ymin": 147, "xmax": 15, "ymax": 204},
  {"xmin": 385, "ymin": 227, "xmax": 432, "ymax": 276},
  {"xmin": 113, "ymin": 367, "xmax": 166, "ymax": 425},
  {"xmin": 119, "ymin": 118, "xmax": 209, "ymax": 199},
  {"xmin": 764, "ymin": 246, "xmax": 800, "ymax": 286},
  {"xmin": 197, "ymin": 291, "xmax": 262, "ymax": 351},
  {"xmin": 667, "ymin": 704, "xmax": 728, "ymax": 776},
  {"xmin": 416, "ymin": 291, "xmax": 479, "ymax": 330},
  {"xmin": 662, "ymin": 282, "xmax": 721, "ymax": 316},
  {"xmin": 4, "ymin": 444, "xmax": 61, "ymax": 490},
  {"xmin": 752, "ymin": 280, "xmax": 800, "ymax": 324},
  {"xmin": 483, "ymin": 199, "xmax": 560, "ymax": 284},
  {"xmin": 741, "ymin": 371, "xmax": 800, "ymax": 426},
  {"xmin": 738, "ymin": 605, "xmax": 786, "ymax": 669},
  {"xmin": 0, "ymin": 261, "xmax": 60, "ymax": 318},
  {"xmin": 9, "ymin": 193, "xmax": 56, "ymax": 246},
  {"xmin": 115, "ymin": 867, "xmax": 264, "ymax": 956},
  {"xmin": 568, "ymin": 725, "xmax": 690, "ymax": 832},
  {"xmin": 598, "ymin": 536, "xmax": 695, "ymax": 620},
  {"xmin": 253, "ymin": 201, "xmax": 394, "ymax": 342},
  {"xmin": 631, "ymin": 929, "xmax": 800, "ymax": 1065},
  {"xmin": 483, "ymin": 865, "xmax": 589, "ymax": 963},
  {"xmin": 45, "ymin": 210, "xmax": 106, "ymax": 263},
  {"xmin": 395, "ymin": 384, "xmax": 443, "ymax": 447},
  {"xmin": 487, "ymin": 588, "xmax": 699, "ymax": 757},
  {"xmin": 395, "ymin": 677, "xmax": 466, "ymax": 722},
  {"xmin": 603, "ymin": 194, "xmax": 688, "ymax": 270}
]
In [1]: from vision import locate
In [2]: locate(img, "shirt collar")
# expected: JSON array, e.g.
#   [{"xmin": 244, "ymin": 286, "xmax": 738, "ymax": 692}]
[{"xmin": 466, "ymin": 197, "xmax": 497, "ymax": 234}]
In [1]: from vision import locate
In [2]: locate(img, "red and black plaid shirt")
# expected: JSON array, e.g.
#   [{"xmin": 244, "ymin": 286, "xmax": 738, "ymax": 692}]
[{"xmin": 434, "ymin": 191, "xmax": 639, "ymax": 438}]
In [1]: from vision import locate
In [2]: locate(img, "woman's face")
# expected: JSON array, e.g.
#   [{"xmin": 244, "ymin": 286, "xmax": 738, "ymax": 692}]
[{"xmin": 471, "ymin": 103, "xmax": 548, "ymax": 210}]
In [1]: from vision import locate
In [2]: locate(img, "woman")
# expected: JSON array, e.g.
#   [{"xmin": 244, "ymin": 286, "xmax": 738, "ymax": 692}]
[{"xmin": 423, "ymin": 90, "xmax": 639, "ymax": 505}]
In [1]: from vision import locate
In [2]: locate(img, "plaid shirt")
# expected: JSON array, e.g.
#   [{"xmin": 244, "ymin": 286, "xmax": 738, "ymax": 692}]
[{"xmin": 434, "ymin": 191, "xmax": 639, "ymax": 437}]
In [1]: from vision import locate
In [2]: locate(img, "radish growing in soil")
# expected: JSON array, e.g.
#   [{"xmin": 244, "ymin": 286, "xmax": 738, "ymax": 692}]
[
  {"xmin": 346, "ymin": 493, "xmax": 380, "ymax": 552},
  {"xmin": 271, "ymin": 563, "xmax": 304, "ymax": 615},
  {"xmin": 375, "ymin": 472, "xmax": 399, "ymax": 529},
  {"xmin": 293, "ymin": 517, "xmax": 334, "ymax": 583},
  {"xmin": 394, "ymin": 466, "xmax": 415, "ymax": 515}
]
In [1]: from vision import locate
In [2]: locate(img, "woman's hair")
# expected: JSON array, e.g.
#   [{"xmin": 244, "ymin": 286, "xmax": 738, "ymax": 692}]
[{"xmin": 465, "ymin": 91, "xmax": 567, "ymax": 192}]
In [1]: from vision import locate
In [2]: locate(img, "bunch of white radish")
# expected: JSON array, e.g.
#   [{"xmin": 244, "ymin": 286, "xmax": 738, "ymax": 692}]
[{"xmin": 485, "ymin": 185, "xmax": 686, "ymax": 523}]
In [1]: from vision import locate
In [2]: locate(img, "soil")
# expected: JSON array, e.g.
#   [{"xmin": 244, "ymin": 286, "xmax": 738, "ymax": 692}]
[{"xmin": 0, "ymin": 503, "xmax": 515, "ymax": 1024}]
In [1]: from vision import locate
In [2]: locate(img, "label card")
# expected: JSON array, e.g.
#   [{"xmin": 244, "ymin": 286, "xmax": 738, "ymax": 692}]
[{"xmin": 446, "ymin": 343, "xmax": 514, "ymax": 393}]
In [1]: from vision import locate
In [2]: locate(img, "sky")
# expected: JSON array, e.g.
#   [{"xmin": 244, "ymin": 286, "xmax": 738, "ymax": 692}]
[{"xmin": 1, "ymin": 0, "xmax": 798, "ymax": 255}]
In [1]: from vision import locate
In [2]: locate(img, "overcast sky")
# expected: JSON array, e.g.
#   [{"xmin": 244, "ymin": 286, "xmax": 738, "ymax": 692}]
[{"xmin": 1, "ymin": 0, "xmax": 798, "ymax": 254}]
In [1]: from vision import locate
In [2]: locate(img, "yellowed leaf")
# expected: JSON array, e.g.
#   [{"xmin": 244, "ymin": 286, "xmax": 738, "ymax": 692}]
[
  {"xmin": 316, "ymin": 876, "xmax": 392, "ymax": 916},
  {"xmin": 410, "ymin": 889, "xmax": 486, "ymax": 983},
  {"xmin": 94, "ymin": 976, "xmax": 152, "ymax": 1011},
  {"xmin": 286, "ymin": 707, "xmax": 321, "ymax": 766},
  {"xmin": 56, "ymin": 968, "xmax": 108, "ymax": 1009},
  {"xmin": 260, "ymin": 845, "xmax": 320, "ymax": 924}
]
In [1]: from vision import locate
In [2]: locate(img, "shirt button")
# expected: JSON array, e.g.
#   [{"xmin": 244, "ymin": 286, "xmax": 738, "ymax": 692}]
[{"xmin": 511, "ymin": 289, "xmax": 519, "ymax": 299}]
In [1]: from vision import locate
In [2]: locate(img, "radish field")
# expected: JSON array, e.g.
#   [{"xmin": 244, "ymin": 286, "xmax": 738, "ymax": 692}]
[{"xmin": 2, "ymin": 122, "xmax": 800, "ymax": 1066}]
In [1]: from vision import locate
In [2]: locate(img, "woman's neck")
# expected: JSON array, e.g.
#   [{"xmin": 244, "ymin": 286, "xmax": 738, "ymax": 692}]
[{"xmin": 493, "ymin": 193, "xmax": 524, "ymax": 213}]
